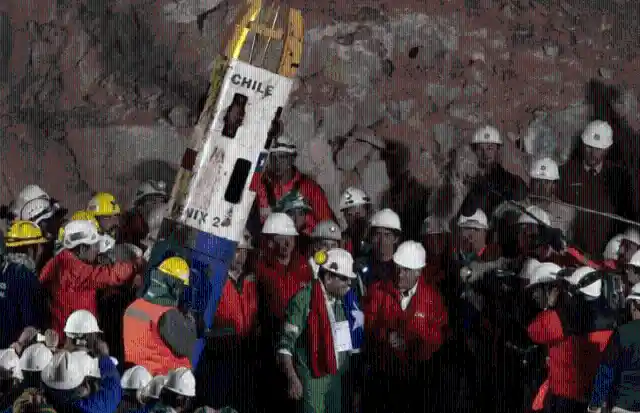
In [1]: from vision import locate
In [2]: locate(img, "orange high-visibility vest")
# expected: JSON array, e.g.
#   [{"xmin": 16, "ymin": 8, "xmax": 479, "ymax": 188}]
[{"xmin": 122, "ymin": 298, "xmax": 191, "ymax": 375}]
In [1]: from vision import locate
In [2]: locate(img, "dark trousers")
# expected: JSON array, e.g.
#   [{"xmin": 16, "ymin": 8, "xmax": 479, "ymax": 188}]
[{"xmin": 545, "ymin": 395, "xmax": 588, "ymax": 413}]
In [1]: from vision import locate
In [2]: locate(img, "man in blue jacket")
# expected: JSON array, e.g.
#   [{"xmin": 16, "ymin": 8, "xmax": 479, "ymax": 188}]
[
  {"xmin": 588, "ymin": 283, "xmax": 640, "ymax": 413},
  {"xmin": 0, "ymin": 220, "xmax": 47, "ymax": 347}
]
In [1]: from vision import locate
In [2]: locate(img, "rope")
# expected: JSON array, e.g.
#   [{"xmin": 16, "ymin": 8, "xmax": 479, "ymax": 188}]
[{"xmin": 528, "ymin": 195, "xmax": 640, "ymax": 228}]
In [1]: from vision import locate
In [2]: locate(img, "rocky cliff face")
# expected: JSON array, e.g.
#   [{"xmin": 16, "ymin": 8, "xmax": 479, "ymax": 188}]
[{"xmin": 0, "ymin": 0, "xmax": 639, "ymax": 219}]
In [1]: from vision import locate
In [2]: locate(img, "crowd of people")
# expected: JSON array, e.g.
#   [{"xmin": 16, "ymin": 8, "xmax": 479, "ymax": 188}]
[{"xmin": 0, "ymin": 119, "xmax": 640, "ymax": 413}]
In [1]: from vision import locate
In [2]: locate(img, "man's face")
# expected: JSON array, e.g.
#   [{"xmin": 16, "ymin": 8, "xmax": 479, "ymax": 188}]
[
  {"xmin": 529, "ymin": 284, "xmax": 554, "ymax": 310},
  {"xmin": 474, "ymin": 143, "xmax": 500, "ymax": 169},
  {"xmin": 370, "ymin": 227, "xmax": 399, "ymax": 261},
  {"xmin": 529, "ymin": 179, "xmax": 556, "ymax": 199},
  {"xmin": 267, "ymin": 153, "xmax": 296, "ymax": 178},
  {"xmin": 312, "ymin": 238, "xmax": 340, "ymax": 255},
  {"xmin": 97, "ymin": 215, "xmax": 120, "ymax": 236},
  {"xmin": 423, "ymin": 233, "xmax": 447, "ymax": 258},
  {"xmin": 268, "ymin": 234, "xmax": 296, "ymax": 260},
  {"xmin": 231, "ymin": 248, "xmax": 249, "ymax": 274},
  {"xmin": 619, "ymin": 239, "xmax": 640, "ymax": 264},
  {"xmin": 344, "ymin": 205, "xmax": 370, "ymax": 230},
  {"xmin": 456, "ymin": 227, "xmax": 487, "ymax": 254},
  {"xmin": 582, "ymin": 144, "xmax": 608, "ymax": 168},
  {"xmin": 394, "ymin": 266, "xmax": 421, "ymax": 291},
  {"xmin": 323, "ymin": 271, "xmax": 352, "ymax": 297},
  {"xmin": 139, "ymin": 195, "xmax": 167, "ymax": 216},
  {"xmin": 518, "ymin": 224, "xmax": 540, "ymax": 254}
]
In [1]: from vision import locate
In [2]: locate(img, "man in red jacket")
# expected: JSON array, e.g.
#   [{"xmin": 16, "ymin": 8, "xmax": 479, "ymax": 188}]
[
  {"xmin": 250, "ymin": 136, "xmax": 334, "ymax": 233},
  {"xmin": 39, "ymin": 220, "xmax": 144, "ymax": 338},
  {"xmin": 364, "ymin": 241, "xmax": 449, "ymax": 413}
]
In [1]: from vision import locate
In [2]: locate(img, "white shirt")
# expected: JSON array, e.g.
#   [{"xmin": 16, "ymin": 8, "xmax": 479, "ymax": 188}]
[{"xmin": 399, "ymin": 281, "xmax": 419, "ymax": 311}]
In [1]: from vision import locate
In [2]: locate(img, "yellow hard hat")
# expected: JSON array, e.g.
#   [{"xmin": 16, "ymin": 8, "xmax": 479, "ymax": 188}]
[
  {"xmin": 86, "ymin": 193, "xmax": 121, "ymax": 217},
  {"xmin": 157, "ymin": 257, "xmax": 190, "ymax": 285},
  {"xmin": 5, "ymin": 220, "xmax": 48, "ymax": 247}
]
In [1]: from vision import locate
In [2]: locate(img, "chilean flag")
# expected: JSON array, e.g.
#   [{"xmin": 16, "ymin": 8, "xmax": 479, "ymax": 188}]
[{"xmin": 343, "ymin": 288, "xmax": 364, "ymax": 353}]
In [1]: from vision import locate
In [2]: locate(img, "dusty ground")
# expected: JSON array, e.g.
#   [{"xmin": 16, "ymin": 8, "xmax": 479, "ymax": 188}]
[{"xmin": 0, "ymin": 0, "xmax": 639, "ymax": 217}]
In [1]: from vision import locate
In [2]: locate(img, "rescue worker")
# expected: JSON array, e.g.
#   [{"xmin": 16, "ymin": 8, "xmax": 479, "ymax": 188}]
[
  {"xmin": 308, "ymin": 220, "xmax": 342, "ymax": 278},
  {"xmin": 527, "ymin": 265, "xmax": 609, "ymax": 413},
  {"xmin": 567, "ymin": 266, "xmax": 618, "ymax": 332},
  {"xmin": 39, "ymin": 220, "xmax": 145, "ymax": 338},
  {"xmin": 55, "ymin": 211, "xmax": 116, "ymax": 263},
  {"xmin": 273, "ymin": 190, "xmax": 314, "ymax": 249},
  {"xmin": 493, "ymin": 157, "xmax": 575, "ymax": 256},
  {"xmin": 12, "ymin": 343, "xmax": 54, "ymax": 397},
  {"xmin": 5, "ymin": 184, "xmax": 67, "ymax": 241},
  {"xmin": 62, "ymin": 310, "xmax": 103, "ymax": 352},
  {"xmin": 137, "ymin": 375, "xmax": 167, "ymax": 408},
  {"xmin": 360, "ymin": 208, "xmax": 402, "ymax": 287},
  {"xmin": 339, "ymin": 187, "xmax": 373, "ymax": 256},
  {"xmin": 40, "ymin": 339, "xmax": 122, "ymax": 413},
  {"xmin": 251, "ymin": 136, "xmax": 334, "ymax": 231},
  {"xmin": 421, "ymin": 215, "xmax": 451, "ymax": 284},
  {"xmin": 461, "ymin": 125, "xmax": 528, "ymax": 217},
  {"xmin": 120, "ymin": 180, "xmax": 168, "ymax": 248},
  {"xmin": 195, "ymin": 233, "xmax": 258, "ymax": 412},
  {"xmin": 86, "ymin": 192, "xmax": 122, "ymax": 239},
  {"xmin": 521, "ymin": 261, "xmax": 564, "ymax": 312},
  {"xmin": 364, "ymin": 241, "xmax": 449, "ymax": 413},
  {"xmin": 589, "ymin": 283, "xmax": 640, "ymax": 413},
  {"xmin": 559, "ymin": 120, "xmax": 632, "ymax": 254},
  {"xmin": 139, "ymin": 368, "xmax": 196, "ymax": 413},
  {"xmin": 122, "ymin": 256, "xmax": 196, "ymax": 375},
  {"xmin": 0, "ymin": 221, "xmax": 47, "ymax": 347},
  {"xmin": 618, "ymin": 227, "xmax": 640, "ymax": 265},
  {"xmin": 255, "ymin": 212, "xmax": 312, "ymax": 412},
  {"xmin": 277, "ymin": 248, "xmax": 360, "ymax": 413},
  {"xmin": 139, "ymin": 204, "xmax": 167, "ymax": 258},
  {"xmin": 117, "ymin": 365, "xmax": 153, "ymax": 413},
  {"xmin": 602, "ymin": 234, "xmax": 624, "ymax": 270},
  {"xmin": 623, "ymin": 251, "xmax": 640, "ymax": 295}
]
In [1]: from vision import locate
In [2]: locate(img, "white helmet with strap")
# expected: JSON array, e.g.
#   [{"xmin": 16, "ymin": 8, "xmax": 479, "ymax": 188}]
[
  {"xmin": 262, "ymin": 212, "xmax": 298, "ymax": 236},
  {"xmin": 62, "ymin": 220, "xmax": 101, "ymax": 250},
  {"xmin": 471, "ymin": 125, "xmax": 503, "ymax": 145},
  {"xmin": 314, "ymin": 248, "xmax": 356, "ymax": 279},
  {"xmin": 64, "ymin": 309, "xmax": 102, "ymax": 335},
  {"xmin": 393, "ymin": 241, "xmax": 426, "ymax": 270},
  {"xmin": 369, "ymin": 208, "xmax": 401, "ymax": 231},
  {"xmin": 134, "ymin": 180, "xmax": 168, "ymax": 204},
  {"xmin": 603, "ymin": 234, "xmax": 624, "ymax": 261},
  {"xmin": 165, "ymin": 367, "xmax": 196, "ymax": 397},
  {"xmin": 517, "ymin": 205, "xmax": 552, "ymax": 226},
  {"xmin": 19, "ymin": 343, "xmax": 53, "ymax": 372},
  {"xmin": 311, "ymin": 220, "xmax": 342, "ymax": 241},
  {"xmin": 524, "ymin": 262, "xmax": 561, "ymax": 289},
  {"xmin": 529, "ymin": 157, "xmax": 560, "ymax": 181},
  {"xmin": 457, "ymin": 209, "xmax": 489, "ymax": 230},
  {"xmin": 41, "ymin": 351, "xmax": 85, "ymax": 390},
  {"xmin": 567, "ymin": 266, "xmax": 600, "ymax": 298},
  {"xmin": 121, "ymin": 365, "xmax": 153, "ymax": 390},
  {"xmin": 339, "ymin": 187, "xmax": 371, "ymax": 211},
  {"xmin": 581, "ymin": 120, "xmax": 613, "ymax": 149}
]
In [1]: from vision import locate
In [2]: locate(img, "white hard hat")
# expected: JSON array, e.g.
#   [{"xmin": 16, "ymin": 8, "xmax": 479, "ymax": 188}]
[
  {"xmin": 316, "ymin": 248, "xmax": 356, "ymax": 279},
  {"xmin": 471, "ymin": 125, "xmax": 503, "ymax": 145},
  {"xmin": 62, "ymin": 220, "xmax": 101, "ymax": 249},
  {"xmin": 629, "ymin": 250, "xmax": 640, "ymax": 268},
  {"xmin": 19, "ymin": 198, "xmax": 54, "ymax": 225},
  {"xmin": 369, "ymin": 208, "xmax": 402, "ymax": 231},
  {"xmin": 262, "ymin": 212, "xmax": 298, "ymax": 236},
  {"xmin": 339, "ymin": 187, "xmax": 372, "ymax": 211},
  {"xmin": 99, "ymin": 234, "xmax": 116, "ymax": 254},
  {"xmin": 134, "ymin": 180, "xmax": 168, "ymax": 204},
  {"xmin": 41, "ymin": 351, "xmax": 85, "ymax": 390},
  {"xmin": 269, "ymin": 136, "xmax": 297, "ymax": 154},
  {"xmin": 626, "ymin": 283, "xmax": 640, "ymax": 301},
  {"xmin": 421, "ymin": 215, "xmax": 450, "ymax": 235},
  {"xmin": 517, "ymin": 205, "xmax": 552, "ymax": 226},
  {"xmin": 121, "ymin": 365, "xmax": 153, "ymax": 390},
  {"xmin": 139, "ymin": 375, "xmax": 168, "ymax": 400},
  {"xmin": 165, "ymin": 367, "xmax": 196, "ymax": 397},
  {"xmin": 518, "ymin": 258, "xmax": 541, "ymax": 279},
  {"xmin": 64, "ymin": 309, "xmax": 102, "ymax": 335},
  {"xmin": 457, "ymin": 209, "xmax": 489, "ymax": 230},
  {"xmin": 603, "ymin": 234, "xmax": 625, "ymax": 261},
  {"xmin": 525, "ymin": 262, "xmax": 562, "ymax": 289},
  {"xmin": 19, "ymin": 343, "xmax": 53, "ymax": 372},
  {"xmin": 393, "ymin": 241, "xmax": 426, "ymax": 270},
  {"xmin": 567, "ymin": 266, "xmax": 601, "ymax": 298},
  {"xmin": 311, "ymin": 220, "xmax": 342, "ymax": 241},
  {"xmin": 70, "ymin": 351, "xmax": 100, "ymax": 379},
  {"xmin": 529, "ymin": 157, "xmax": 560, "ymax": 181},
  {"xmin": 581, "ymin": 120, "xmax": 613, "ymax": 149},
  {"xmin": 623, "ymin": 228, "xmax": 640, "ymax": 246},
  {"xmin": 0, "ymin": 348, "xmax": 19, "ymax": 375},
  {"xmin": 17, "ymin": 185, "xmax": 50, "ymax": 203}
]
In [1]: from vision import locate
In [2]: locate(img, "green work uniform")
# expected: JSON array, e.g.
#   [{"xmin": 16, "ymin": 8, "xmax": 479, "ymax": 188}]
[{"xmin": 277, "ymin": 283, "xmax": 350, "ymax": 413}]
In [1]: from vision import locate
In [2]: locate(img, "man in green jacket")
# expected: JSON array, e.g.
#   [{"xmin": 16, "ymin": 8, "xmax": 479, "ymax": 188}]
[{"xmin": 276, "ymin": 248, "xmax": 358, "ymax": 413}]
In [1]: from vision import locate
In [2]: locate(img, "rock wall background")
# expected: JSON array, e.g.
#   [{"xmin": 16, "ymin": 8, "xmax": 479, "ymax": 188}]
[{"xmin": 1, "ymin": 0, "xmax": 639, "ymax": 222}]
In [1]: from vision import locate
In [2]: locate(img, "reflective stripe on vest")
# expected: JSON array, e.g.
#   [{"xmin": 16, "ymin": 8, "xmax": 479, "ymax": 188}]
[{"xmin": 124, "ymin": 305, "xmax": 152, "ymax": 322}]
